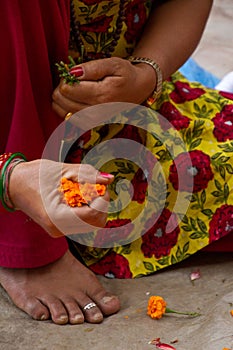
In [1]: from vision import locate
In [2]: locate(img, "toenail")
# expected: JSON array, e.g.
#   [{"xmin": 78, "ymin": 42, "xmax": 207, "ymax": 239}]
[
  {"xmin": 93, "ymin": 312, "xmax": 102, "ymax": 321},
  {"xmin": 40, "ymin": 314, "xmax": 47, "ymax": 321},
  {"xmin": 58, "ymin": 315, "xmax": 68, "ymax": 322},
  {"xmin": 72, "ymin": 314, "xmax": 83, "ymax": 322},
  {"xmin": 101, "ymin": 296, "xmax": 115, "ymax": 304}
]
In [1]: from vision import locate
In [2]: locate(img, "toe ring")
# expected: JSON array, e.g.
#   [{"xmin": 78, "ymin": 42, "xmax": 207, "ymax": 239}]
[{"xmin": 83, "ymin": 302, "xmax": 97, "ymax": 311}]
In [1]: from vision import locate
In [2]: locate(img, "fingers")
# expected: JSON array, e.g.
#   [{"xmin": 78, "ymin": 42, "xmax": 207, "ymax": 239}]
[
  {"xmin": 52, "ymin": 57, "xmax": 133, "ymax": 112},
  {"xmin": 52, "ymin": 84, "xmax": 89, "ymax": 117},
  {"xmin": 64, "ymin": 163, "xmax": 114, "ymax": 185},
  {"xmin": 70, "ymin": 57, "xmax": 124, "ymax": 81}
]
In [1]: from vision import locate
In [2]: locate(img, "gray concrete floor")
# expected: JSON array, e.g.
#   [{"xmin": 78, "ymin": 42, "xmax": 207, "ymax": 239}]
[
  {"xmin": 1, "ymin": 253, "xmax": 233, "ymax": 350},
  {"xmin": 1, "ymin": 1, "xmax": 233, "ymax": 349}
]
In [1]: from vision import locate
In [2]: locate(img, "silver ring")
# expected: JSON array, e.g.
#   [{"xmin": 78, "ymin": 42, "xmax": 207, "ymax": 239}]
[{"xmin": 83, "ymin": 302, "xmax": 97, "ymax": 311}]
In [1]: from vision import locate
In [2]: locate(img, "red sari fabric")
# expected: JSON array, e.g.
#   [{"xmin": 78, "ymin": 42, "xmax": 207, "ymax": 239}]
[{"xmin": 0, "ymin": 0, "xmax": 70, "ymax": 267}]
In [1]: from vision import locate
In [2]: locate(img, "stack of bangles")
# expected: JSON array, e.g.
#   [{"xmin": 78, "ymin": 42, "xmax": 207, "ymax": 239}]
[{"xmin": 0, "ymin": 152, "xmax": 27, "ymax": 212}]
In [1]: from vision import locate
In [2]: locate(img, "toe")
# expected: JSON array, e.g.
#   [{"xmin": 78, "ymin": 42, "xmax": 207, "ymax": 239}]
[
  {"xmin": 62, "ymin": 297, "xmax": 84, "ymax": 324},
  {"xmin": 79, "ymin": 298, "xmax": 103, "ymax": 324},
  {"xmin": 20, "ymin": 297, "xmax": 50, "ymax": 321},
  {"xmin": 40, "ymin": 296, "xmax": 69, "ymax": 325},
  {"xmin": 94, "ymin": 291, "xmax": 121, "ymax": 316}
]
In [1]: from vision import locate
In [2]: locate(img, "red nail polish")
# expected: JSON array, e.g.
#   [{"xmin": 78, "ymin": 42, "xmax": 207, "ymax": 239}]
[
  {"xmin": 69, "ymin": 66, "xmax": 84, "ymax": 78},
  {"xmin": 100, "ymin": 172, "xmax": 114, "ymax": 179}
]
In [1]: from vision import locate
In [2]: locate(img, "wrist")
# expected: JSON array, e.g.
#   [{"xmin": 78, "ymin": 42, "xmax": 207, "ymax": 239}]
[
  {"xmin": 0, "ymin": 152, "xmax": 27, "ymax": 212},
  {"xmin": 128, "ymin": 56, "xmax": 163, "ymax": 106}
]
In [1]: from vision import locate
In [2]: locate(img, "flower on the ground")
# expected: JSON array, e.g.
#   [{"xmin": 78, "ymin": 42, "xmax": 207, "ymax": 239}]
[
  {"xmin": 147, "ymin": 296, "xmax": 167, "ymax": 319},
  {"xmin": 147, "ymin": 295, "xmax": 200, "ymax": 320}
]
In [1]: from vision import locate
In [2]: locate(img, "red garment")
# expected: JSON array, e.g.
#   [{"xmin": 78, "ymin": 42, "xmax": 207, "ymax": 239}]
[{"xmin": 0, "ymin": 0, "xmax": 70, "ymax": 267}]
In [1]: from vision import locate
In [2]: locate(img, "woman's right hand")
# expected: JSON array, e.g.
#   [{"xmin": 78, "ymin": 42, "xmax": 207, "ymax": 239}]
[{"xmin": 9, "ymin": 159, "xmax": 114, "ymax": 237}]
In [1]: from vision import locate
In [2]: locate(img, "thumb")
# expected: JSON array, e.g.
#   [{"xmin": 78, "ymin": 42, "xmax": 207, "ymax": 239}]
[{"xmin": 69, "ymin": 57, "xmax": 123, "ymax": 81}]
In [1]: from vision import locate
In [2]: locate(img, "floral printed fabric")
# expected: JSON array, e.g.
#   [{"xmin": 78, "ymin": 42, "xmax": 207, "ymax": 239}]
[
  {"xmin": 68, "ymin": 0, "xmax": 233, "ymax": 278},
  {"xmin": 69, "ymin": 0, "xmax": 153, "ymax": 59}
]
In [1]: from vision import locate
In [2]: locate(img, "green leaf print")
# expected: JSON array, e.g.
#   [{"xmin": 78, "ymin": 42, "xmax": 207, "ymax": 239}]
[
  {"xmin": 197, "ymin": 217, "xmax": 207, "ymax": 233},
  {"xmin": 211, "ymin": 179, "xmax": 229, "ymax": 204},
  {"xmin": 201, "ymin": 208, "xmax": 214, "ymax": 218},
  {"xmin": 119, "ymin": 244, "xmax": 132, "ymax": 255},
  {"xmin": 189, "ymin": 192, "xmax": 206, "ymax": 210},
  {"xmin": 143, "ymin": 261, "xmax": 155, "ymax": 272},
  {"xmin": 219, "ymin": 142, "xmax": 233, "ymax": 153},
  {"xmin": 182, "ymin": 217, "xmax": 208, "ymax": 240},
  {"xmin": 175, "ymin": 243, "xmax": 190, "ymax": 262},
  {"xmin": 157, "ymin": 256, "xmax": 170, "ymax": 266},
  {"xmin": 225, "ymin": 163, "xmax": 233, "ymax": 174},
  {"xmin": 190, "ymin": 138, "xmax": 202, "ymax": 150}
]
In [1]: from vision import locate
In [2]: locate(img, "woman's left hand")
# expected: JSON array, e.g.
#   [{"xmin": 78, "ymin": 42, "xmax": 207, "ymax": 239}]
[{"xmin": 52, "ymin": 57, "xmax": 156, "ymax": 118}]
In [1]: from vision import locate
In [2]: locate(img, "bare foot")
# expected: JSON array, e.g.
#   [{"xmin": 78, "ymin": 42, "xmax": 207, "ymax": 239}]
[{"xmin": 0, "ymin": 250, "xmax": 120, "ymax": 325}]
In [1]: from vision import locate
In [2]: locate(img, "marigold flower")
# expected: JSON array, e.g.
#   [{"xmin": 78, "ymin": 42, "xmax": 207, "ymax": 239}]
[
  {"xmin": 147, "ymin": 295, "xmax": 201, "ymax": 320},
  {"xmin": 147, "ymin": 296, "xmax": 167, "ymax": 319},
  {"xmin": 59, "ymin": 177, "xmax": 106, "ymax": 207}
]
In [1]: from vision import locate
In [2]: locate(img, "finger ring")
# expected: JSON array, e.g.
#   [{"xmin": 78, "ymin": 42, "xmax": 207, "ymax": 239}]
[
  {"xmin": 83, "ymin": 302, "xmax": 97, "ymax": 311},
  {"xmin": 65, "ymin": 112, "xmax": 73, "ymax": 120}
]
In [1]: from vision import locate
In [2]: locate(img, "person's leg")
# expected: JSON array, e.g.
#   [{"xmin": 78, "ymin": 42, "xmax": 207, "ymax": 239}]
[{"xmin": 0, "ymin": 211, "xmax": 120, "ymax": 324}]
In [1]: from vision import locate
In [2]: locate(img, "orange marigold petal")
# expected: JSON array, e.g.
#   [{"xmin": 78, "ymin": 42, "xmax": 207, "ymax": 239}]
[
  {"xmin": 147, "ymin": 296, "xmax": 167, "ymax": 319},
  {"xmin": 59, "ymin": 177, "xmax": 106, "ymax": 207}
]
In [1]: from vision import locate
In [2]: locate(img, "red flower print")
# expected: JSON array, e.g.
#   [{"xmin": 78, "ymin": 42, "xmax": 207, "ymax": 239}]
[
  {"xmin": 159, "ymin": 101, "xmax": 190, "ymax": 130},
  {"xmin": 209, "ymin": 204, "xmax": 233, "ymax": 243},
  {"xmin": 131, "ymin": 168, "xmax": 148, "ymax": 203},
  {"xmin": 115, "ymin": 124, "xmax": 144, "ymax": 143},
  {"xmin": 77, "ymin": 130, "xmax": 92, "ymax": 146},
  {"xmin": 66, "ymin": 147, "xmax": 83, "ymax": 163},
  {"xmin": 170, "ymin": 81, "xmax": 205, "ymax": 103},
  {"xmin": 66, "ymin": 130, "xmax": 92, "ymax": 163},
  {"xmin": 80, "ymin": 15, "xmax": 113, "ymax": 33},
  {"xmin": 141, "ymin": 208, "xmax": 180, "ymax": 259},
  {"xmin": 94, "ymin": 219, "xmax": 134, "ymax": 247},
  {"xmin": 90, "ymin": 251, "xmax": 133, "ymax": 278},
  {"xmin": 169, "ymin": 150, "xmax": 213, "ymax": 193},
  {"xmin": 212, "ymin": 104, "xmax": 233, "ymax": 142},
  {"xmin": 111, "ymin": 124, "xmax": 144, "ymax": 158},
  {"xmin": 219, "ymin": 91, "xmax": 233, "ymax": 100},
  {"xmin": 124, "ymin": 0, "xmax": 147, "ymax": 44}
]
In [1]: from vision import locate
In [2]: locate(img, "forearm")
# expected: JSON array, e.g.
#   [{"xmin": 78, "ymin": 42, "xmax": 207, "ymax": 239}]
[{"xmin": 133, "ymin": 0, "xmax": 213, "ymax": 79}]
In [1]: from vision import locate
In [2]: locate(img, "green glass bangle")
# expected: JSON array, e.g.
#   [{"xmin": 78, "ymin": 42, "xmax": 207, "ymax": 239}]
[{"xmin": 0, "ymin": 152, "xmax": 27, "ymax": 212}]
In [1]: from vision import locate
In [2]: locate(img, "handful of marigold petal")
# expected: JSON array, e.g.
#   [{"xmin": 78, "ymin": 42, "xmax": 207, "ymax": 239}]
[{"xmin": 59, "ymin": 177, "xmax": 106, "ymax": 207}]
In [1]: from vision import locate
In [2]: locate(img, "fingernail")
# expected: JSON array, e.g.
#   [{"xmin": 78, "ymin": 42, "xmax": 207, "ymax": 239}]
[
  {"xmin": 70, "ymin": 66, "xmax": 84, "ymax": 78},
  {"xmin": 100, "ymin": 172, "xmax": 114, "ymax": 179}
]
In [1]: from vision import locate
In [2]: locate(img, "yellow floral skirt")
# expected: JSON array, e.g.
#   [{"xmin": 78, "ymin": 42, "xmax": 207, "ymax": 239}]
[{"xmin": 67, "ymin": 71, "xmax": 233, "ymax": 278}]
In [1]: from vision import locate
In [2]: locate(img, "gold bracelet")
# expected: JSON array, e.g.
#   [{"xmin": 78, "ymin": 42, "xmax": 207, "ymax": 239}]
[{"xmin": 127, "ymin": 56, "xmax": 163, "ymax": 106}]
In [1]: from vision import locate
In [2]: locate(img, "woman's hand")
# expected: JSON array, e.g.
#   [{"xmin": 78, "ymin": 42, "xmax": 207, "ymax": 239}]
[
  {"xmin": 52, "ymin": 57, "xmax": 156, "ymax": 117},
  {"xmin": 9, "ymin": 159, "xmax": 114, "ymax": 237}
]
